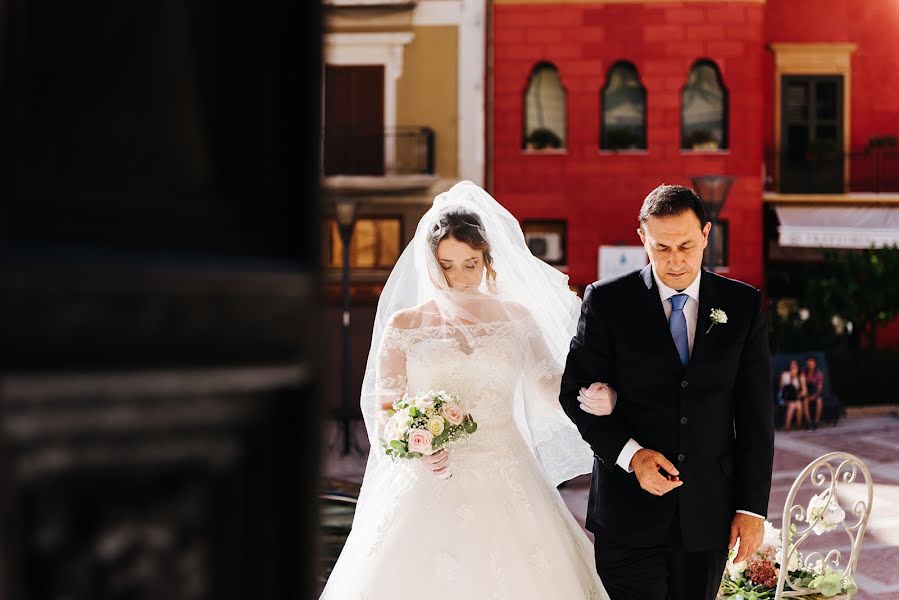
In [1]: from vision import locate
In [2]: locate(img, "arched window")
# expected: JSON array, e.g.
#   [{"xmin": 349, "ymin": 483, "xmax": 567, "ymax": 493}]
[
  {"xmin": 523, "ymin": 63, "xmax": 566, "ymax": 150},
  {"xmin": 601, "ymin": 61, "xmax": 647, "ymax": 151},
  {"xmin": 682, "ymin": 60, "xmax": 728, "ymax": 150}
]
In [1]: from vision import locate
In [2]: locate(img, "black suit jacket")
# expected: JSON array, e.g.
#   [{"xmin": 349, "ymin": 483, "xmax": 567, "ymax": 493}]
[{"xmin": 560, "ymin": 265, "xmax": 774, "ymax": 551}]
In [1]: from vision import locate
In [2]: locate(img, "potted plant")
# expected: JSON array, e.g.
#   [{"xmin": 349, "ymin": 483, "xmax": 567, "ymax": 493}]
[{"xmin": 525, "ymin": 128, "xmax": 563, "ymax": 150}]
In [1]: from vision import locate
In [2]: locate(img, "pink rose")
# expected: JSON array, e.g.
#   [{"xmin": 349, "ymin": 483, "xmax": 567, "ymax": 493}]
[
  {"xmin": 407, "ymin": 429, "xmax": 434, "ymax": 455},
  {"xmin": 440, "ymin": 403, "xmax": 465, "ymax": 426}
]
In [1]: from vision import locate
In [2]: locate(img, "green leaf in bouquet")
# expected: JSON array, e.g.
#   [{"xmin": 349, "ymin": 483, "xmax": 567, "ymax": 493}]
[
  {"xmin": 408, "ymin": 452, "xmax": 423, "ymax": 459},
  {"xmin": 409, "ymin": 407, "xmax": 420, "ymax": 417},
  {"xmin": 389, "ymin": 440, "xmax": 407, "ymax": 452},
  {"xmin": 386, "ymin": 409, "xmax": 395, "ymax": 417},
  {"xmin": 463, "ymin": 418, "xmax": 478, "ymax": 434},
  {"xmin": 432, "ymin": 430, "xmax": 450, "ymax": 447}
]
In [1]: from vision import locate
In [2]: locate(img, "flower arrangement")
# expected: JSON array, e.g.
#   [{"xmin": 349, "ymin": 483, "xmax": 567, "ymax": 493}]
[
  {"xmin": 719, "ymin": 520, "xmax": 858, "ymax": 599},
  {"xmin": 381, "ymin": 390, "xmax": 478, "ymax": 462}
]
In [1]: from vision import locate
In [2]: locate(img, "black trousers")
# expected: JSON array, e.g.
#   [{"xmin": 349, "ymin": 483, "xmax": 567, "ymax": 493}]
[{"xmin": 593, "ymin": 518, "xmax": 728, "ymax": 600}]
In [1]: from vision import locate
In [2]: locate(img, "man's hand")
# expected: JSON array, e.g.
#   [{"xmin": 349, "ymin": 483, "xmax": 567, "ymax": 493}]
[
  {"xmin": 578, "ymin": 382, "xmax": 617, "ymax": 416},
  {"xmin": 630, "ymin": 449, "xmax": 682, "ymax": 496},
  {"xmin": 729, "ymin": 513, "xmax": 765, "ymax": 563},
  {"xmin": 421, "ymin": 449, "xmax": 451, "ymax": 478}
]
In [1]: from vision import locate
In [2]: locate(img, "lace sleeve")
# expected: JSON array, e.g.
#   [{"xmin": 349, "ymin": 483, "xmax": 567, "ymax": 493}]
[
  {"xmin": 376, "ymin": 324, "xmax": 409, "ymax": 411},
  {"xmin": 521, "ymin": 314, "xmax": 564, "ymax": 388},
  {"xmin": 515, "ymin": 311, "xmax": 594, "ymax": 486}
]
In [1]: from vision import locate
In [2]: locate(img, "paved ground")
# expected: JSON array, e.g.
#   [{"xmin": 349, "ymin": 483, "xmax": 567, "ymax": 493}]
[{"xmin": 322, "ymin": 412, "xmax": 899, "ymax": 599}]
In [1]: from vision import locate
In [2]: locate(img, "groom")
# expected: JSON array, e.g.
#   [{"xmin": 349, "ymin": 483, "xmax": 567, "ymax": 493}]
[{"xmin": 560, "ymin": 185, "xmax": 774, "ymax": 600}]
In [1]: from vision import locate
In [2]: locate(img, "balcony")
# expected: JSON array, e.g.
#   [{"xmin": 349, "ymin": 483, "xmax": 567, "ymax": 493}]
[
  {"xmin": 322, "ymin": 126, "xmax": 437, "ymax": 194},
  {"xmin": 764, "ymin": 149, "xmax": 899, "ymax": 196}
]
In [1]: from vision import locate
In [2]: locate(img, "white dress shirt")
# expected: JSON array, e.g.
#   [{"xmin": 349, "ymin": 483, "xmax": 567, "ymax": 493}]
[{"xmin": 613, "ymin": 267, "xmax": 763, "ymax": 520}]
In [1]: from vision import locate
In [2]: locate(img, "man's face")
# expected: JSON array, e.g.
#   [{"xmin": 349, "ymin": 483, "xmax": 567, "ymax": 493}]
[
  {"xmin": 638, "ymin": 211, "xmax": 711, "ymax": 291},
  {"xmin": 806, "ymin": 358, "xmax": 816, "ymax": 371}
]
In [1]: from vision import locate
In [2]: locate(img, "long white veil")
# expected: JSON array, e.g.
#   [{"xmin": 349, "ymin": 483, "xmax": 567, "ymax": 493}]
[{"xmin": 356, "ymin": 181, "xmax": 593, "ymax": 502}]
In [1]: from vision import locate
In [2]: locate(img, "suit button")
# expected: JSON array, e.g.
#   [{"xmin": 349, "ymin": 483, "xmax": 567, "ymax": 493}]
[
  {"xmin": 680, "ymin": 416, "xmax": 688, "ymax": 425},
  {"xmin": 680, "ymin": 380, "xmax": 689, "ymax": 389},
  {"xmin": 677, "ymin": 453, "xmax": 686, "ymax": 463}
]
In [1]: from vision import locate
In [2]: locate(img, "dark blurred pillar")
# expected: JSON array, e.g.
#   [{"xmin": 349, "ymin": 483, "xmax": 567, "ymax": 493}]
[{"xmin": 0, "ymin": 0, "xmax": 322, "ymax": 598}]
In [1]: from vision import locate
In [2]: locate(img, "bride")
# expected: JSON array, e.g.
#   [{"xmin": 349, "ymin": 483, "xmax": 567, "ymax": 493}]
[{"xmin": 320, "ymin": 181, "xmax": 612, "ymax": 599}]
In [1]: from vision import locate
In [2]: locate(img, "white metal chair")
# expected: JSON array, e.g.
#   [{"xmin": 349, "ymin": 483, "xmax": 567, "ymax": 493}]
[{"xmin": 774, "ymin": 452, "xmax": 874, "ymax": 599}]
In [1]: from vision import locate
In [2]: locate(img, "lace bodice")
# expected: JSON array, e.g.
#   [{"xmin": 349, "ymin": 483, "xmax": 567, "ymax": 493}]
[{"xmin": 376, "ymin": 318, "xmax": 556, "ymax": 471}]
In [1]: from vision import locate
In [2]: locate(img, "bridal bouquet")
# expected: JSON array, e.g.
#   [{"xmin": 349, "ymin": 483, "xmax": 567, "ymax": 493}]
[
  {"xmin": 381, "ymin": 390, "xmax": 478, "ymax": 462},
  {"xmin": 718, "ymin": 520, "xmax": 858, "ymax": 599}
]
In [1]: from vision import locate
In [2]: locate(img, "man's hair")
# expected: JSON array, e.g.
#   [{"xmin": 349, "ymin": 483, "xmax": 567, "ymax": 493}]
[{"xmin": 638, "ymin": 184, "xmax": 709, "ymax": 228}]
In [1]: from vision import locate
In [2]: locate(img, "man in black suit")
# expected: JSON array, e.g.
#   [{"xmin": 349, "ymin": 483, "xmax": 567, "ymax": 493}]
[{"xmin": 560, "ymin": 185, "xmax": 774, "ymax": 600}]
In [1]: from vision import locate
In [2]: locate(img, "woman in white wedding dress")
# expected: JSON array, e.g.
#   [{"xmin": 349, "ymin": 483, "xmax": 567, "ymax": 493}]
[{"xmin": 320, "ymin": 181, "xmax": 610, "ymax": 600}]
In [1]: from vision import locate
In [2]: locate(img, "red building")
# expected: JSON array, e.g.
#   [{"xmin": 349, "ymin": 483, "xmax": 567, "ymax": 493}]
[{"xmin": 489, "ymin": 0, "xmax": 899, "ymax": 299}]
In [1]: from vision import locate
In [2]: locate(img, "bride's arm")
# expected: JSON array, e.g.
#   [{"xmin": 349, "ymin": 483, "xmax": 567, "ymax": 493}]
[
  {"xmin": 374, "ymin": 323, "xmax": 409, "ymax": 432},
  {"xmin": 523, "ymin": 312, "xmax": 615, "ymax": 415},
  {"xmin": 375, "ymin": 320, "xmax": 449, "ymax": 477}
]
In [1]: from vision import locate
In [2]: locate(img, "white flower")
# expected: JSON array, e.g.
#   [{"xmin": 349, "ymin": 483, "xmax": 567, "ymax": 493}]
[
  {"xmin": 727, "ymin": 557, "xmax": 747, "ymax": 581},
  {"xmin": 383, "ymin": 413, "xmax": 411, "ymax": 442},
  {"xmin": 807, "ymin": 492, "xmax": 845, "ymax": 535},
  {"xmin": 775, "ymin": 544, "xmax": 801, "ymax": 572},
  {"xmin": 824, "ymin": 502, "xmax": 846, "ymax": 525},
  {"xmin": 416, "ymin": 397, "xmax": 436, "ymax": 411},
  {"xmin": 724, "ymin": 542, "xmax": 747, "ymax": 580},
  {"xmin": 426, "ymin": 416, "xmax": 445, "ymax": 436},
  {"xmin": 706, "ymin": 308, "xmax": 728, "ymax": 333},
  {"xmin": 762, "ymin": 521, "xmax": 782, "ymax": 548}
]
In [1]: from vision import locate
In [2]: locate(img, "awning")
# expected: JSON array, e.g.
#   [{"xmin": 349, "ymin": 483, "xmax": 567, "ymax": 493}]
[{"xmin": 775, "ymin": 206, "xmax": 899, "ymax": 249}]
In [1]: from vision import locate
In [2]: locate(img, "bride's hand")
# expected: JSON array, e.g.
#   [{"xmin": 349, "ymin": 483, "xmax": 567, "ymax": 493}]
[
  {"xmin": 421, "ymin": 449, "xmax": 451, "ymax": 478},
  {"xmin": 578, "ymin": 382, "xmax": 616, "ymax": 416}
]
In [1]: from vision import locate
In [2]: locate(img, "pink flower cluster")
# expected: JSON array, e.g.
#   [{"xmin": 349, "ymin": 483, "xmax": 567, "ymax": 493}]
[{"xmin": 746, "ymin": 554, "xmax": 779, "ymax": 588}]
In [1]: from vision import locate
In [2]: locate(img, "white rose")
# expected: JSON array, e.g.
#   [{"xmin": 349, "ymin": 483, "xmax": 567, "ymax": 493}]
[
  {"xmin": 383, "ymin": 413, "xmax": 410, "ymax": 442},
  {"xmin": 426, "ymin": 416, "xmax": 445, "ymax": 437}
]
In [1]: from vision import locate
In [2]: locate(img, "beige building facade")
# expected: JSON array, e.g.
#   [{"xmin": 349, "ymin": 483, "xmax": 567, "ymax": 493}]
[{"xmin": 322, "ymin": 0, "xmax": 486, "ymax": 294}]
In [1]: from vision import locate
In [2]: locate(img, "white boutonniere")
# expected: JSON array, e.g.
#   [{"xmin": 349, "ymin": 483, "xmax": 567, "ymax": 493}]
[{"xmin": 706, "ymin": 308, "xmax": 727, "ymax": 334}]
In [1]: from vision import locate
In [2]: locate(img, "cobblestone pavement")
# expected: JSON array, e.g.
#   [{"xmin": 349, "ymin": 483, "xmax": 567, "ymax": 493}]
[{"xmin": 323, "ymin": 413, "xmax": 899, "ymax": 598}]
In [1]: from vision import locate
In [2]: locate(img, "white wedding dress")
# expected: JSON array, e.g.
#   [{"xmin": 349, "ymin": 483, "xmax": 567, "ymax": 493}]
[{"xmin": 320, "ymin": 317, "xmax": 609, "ymax": 600}]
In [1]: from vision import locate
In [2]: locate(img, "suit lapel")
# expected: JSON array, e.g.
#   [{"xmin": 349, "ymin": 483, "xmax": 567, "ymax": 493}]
[
  {"xmin": 637, "ymin": 265, "xmax": 684, "ymax": 372},
  {"xmin": 688, "ymin": 269, "xmax": 720, "ymax": 375}
]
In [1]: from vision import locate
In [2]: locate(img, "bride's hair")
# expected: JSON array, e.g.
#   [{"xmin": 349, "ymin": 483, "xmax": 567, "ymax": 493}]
[{"xmin": 427, "ymin": 208, "xmax": 498, "ymax": 286}]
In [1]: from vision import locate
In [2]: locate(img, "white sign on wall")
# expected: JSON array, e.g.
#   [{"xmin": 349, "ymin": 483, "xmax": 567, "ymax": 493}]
[{"xmin": 598, "ymin": 246, "xmax": 647, "ymax": 282}]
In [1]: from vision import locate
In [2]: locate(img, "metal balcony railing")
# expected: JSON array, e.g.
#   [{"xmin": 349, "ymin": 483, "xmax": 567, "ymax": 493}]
[
  {"xmin": 765, "ymin": 149, "xmax": 899, "ymax": 194},
  {"xmin": 323, "ymin": 126, "xmax": 435, "ymax": 177}
]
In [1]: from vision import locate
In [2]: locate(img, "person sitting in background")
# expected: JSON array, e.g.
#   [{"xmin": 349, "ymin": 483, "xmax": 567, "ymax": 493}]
[
  {"xmin": 803, "ymin": 356, "xmax": 824, "ymax": 430},
  {"xmin": 780, "ymin": 360, "xmax": 806, "ymax": 431}
]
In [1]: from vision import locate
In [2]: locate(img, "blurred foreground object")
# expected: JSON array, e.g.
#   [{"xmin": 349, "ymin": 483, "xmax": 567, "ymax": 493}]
[{"xmin": 0, "ymin": 0, "xmax": 322, "ymax": 597}]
